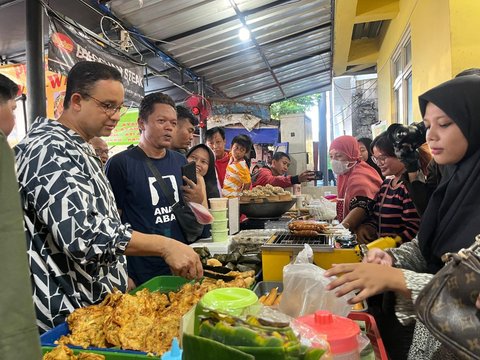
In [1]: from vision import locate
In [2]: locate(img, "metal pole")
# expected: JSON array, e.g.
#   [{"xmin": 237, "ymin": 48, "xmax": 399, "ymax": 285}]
[
  {"xmin": 318, "ymin": 94, "xmax": 328, "ymax": 185},
  {"xmin": 26, "ymin": 0, "xmax": 46, "ymax": 127},
  {"xmin": 198, "ymin": 77, "xmax": 206, "ymax": 143}
]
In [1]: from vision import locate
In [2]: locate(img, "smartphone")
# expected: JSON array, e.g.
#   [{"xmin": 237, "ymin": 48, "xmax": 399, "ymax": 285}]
[
  {"xmin": 182, "ymin": 161, "xmax": 197, "ymax": 186},
  {"xmin": 314, "ymin": 170, "xmax": 323, "ymax": 180}
]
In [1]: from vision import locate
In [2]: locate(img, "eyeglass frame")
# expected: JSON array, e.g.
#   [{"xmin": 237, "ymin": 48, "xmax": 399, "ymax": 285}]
[
  {"xmin": 94, "ymin": 148, "xmax": 110, "ymax": 156},
  {"xmin": 371, "ymin": 154, "xmax": 389, "ymax": 165},
  {"xmin": 83, "ymin": 94, "xmax": 128, "ymax": 117}
]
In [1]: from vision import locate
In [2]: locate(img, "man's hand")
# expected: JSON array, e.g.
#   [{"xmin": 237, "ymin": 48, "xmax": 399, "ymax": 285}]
[
  {"xmin": 355, "ymin": 224, "xmax": 377, "ymax": 244},
  {"xmin": 298, "ymin": 170, "xmax": 315, "ymax": 183},
  {"xmin": 476, "ymin": 294, "xmax": 480, "ymax": 310},
  {"xmin": 163, "ymin": 240, "xmax": 203, "ymax": 280},
  {"xmin": 182, "ymin": 176, "xmax": 205, "ymax": 204}
]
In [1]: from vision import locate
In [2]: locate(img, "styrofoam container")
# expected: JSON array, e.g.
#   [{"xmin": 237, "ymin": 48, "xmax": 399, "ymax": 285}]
[{"xmin": 209, "ymin": 197, "xmax": 228, "ymax": 210}]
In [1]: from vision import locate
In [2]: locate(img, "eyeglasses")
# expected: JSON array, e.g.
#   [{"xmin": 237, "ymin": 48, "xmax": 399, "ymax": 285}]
[
  {"xmin": 84, "ymin": 94, "xmax": 128, "ymax": 117},
  {"xmin": 95, "ymin": 149, "xmax": 109, "ymax": 156},
  {"xmin": 371, "ymin": 155, "xmax": 389, "ymax": 165}
]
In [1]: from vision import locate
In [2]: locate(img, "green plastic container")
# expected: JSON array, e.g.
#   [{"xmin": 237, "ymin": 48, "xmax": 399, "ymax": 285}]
[
  {"xmin": 211, "ymin": 229, "xmax": 229, "ymax": 242},
  {"xmin": 131, "ymin": 275, "xmax": 191, "ymax": 294},
  {"xmin": 194, "ymin": 288, "xmax": 259, "ymax": 334},
  {"xmin": 211, "ymin": 219, "xmax": 228, "ymax": 231},
  {"xmin": 210, "ymin": 209, "xmax": 228, "ymax": 220},
  {"xmin": 42, "ymin": 346, "xmax": 159, "ymax": 359}
]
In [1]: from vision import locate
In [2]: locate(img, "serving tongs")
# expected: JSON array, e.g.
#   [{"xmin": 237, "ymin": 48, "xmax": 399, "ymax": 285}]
[{"xmin": 202, "ymin": 264, "xmax": 236, "ymax": 281}]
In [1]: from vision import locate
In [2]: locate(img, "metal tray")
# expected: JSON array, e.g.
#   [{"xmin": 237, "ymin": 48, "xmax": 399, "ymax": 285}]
[{"xmin": 240, "ymin": 199, "xmax": 296, "ymax": 219}]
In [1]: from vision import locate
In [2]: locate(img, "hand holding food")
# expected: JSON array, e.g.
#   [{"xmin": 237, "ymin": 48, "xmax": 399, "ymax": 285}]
[{"xmin": 163, "ymin": 240, "xmax": 203, "ymax": 279}]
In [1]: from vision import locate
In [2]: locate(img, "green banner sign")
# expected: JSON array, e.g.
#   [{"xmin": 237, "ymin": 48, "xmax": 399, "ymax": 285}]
[{"xmin": 107, "ymin": 109, "xmax": 140, "ymax": 146}]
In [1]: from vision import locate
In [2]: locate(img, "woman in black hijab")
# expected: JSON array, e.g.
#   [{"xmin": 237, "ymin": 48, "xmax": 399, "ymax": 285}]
[{"xmin": 324, "ymin": 75, "xmax": 480, "ymax": 359}]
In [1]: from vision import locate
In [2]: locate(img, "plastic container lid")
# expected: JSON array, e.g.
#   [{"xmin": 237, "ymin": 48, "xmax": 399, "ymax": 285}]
[
  {"xmin": 200, "ymin": 287, "xmax": 258, "ymax": 315},
  {"xmin": 161, "ymin": 338, "xmax": 182, "ymax": 360},
  {"xmin": 296, "ymin": 310, "xmax": 360, "ymax": 354}
]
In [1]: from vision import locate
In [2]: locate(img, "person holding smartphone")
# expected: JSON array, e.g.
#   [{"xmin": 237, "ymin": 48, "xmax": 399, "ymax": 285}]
[
  {"xmin": 252, "ymin": 151, "xmax": 315, "ymax": 188},
  {"xmin": 106, "ymin": 92, "xmax": 204, "ymax": 287}
]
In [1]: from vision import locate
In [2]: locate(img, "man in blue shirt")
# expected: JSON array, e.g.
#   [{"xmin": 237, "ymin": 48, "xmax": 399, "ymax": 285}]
[{"xmin": 106, "ymin": 93, "xmax": 204, "ymax": 286}]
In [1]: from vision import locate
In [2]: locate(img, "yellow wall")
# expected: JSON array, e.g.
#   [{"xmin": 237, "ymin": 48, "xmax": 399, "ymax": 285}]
[
  {"xmin": 377, "ymin": 0, "xmax": 452, "ymax": 123},
  {"xmin": 377, "ymin": 0, "xmax": 480, "ymax": 123},
  {"xmin": 449, "ymin": 0, "xmax": 480, "ymax": 76}
]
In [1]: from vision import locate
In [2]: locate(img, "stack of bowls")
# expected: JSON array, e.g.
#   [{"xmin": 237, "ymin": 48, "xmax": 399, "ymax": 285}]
[{"xmin": 209, "ymin": 198, "xmax": 229, "ymax": 242}]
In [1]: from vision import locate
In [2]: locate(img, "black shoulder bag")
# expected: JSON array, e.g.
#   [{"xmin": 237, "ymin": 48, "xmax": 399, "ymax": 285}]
[{"xmin": 139, "ymin": 148, "xmax": 204, "ymax": 244}]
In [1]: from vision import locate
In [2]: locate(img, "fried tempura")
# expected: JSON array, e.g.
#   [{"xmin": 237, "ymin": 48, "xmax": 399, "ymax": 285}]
[
  {"xmin": 61, "ymin": 272, "xmax": 252, "ymax": 355},
  {"xmin": 42, "ymin": 344, "xmax": 105, "ymax": 360}
]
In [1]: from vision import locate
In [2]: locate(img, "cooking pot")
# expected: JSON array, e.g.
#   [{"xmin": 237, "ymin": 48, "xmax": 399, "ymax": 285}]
[{"xmin": 240, "ymin": 199, "xmax": 296, "ymax": 219}]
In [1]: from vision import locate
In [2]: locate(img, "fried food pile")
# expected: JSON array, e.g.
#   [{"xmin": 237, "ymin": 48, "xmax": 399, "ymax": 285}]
[
  {"xmin": 241, "ymin": 184, "xmax": 292, "ymax": 202},
  {"xmin": 43, "ymin": 344, "xmax": 105, "ymax": 360},
  {"xmin": 58, "ymin": 274, "xmax": 254, "ymax": 356}
]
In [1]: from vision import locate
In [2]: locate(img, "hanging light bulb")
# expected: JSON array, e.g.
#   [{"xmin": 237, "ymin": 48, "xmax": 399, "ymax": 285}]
[{"xmin": 238, "ymin": 26, "xmax": 250, "ymax": 41}]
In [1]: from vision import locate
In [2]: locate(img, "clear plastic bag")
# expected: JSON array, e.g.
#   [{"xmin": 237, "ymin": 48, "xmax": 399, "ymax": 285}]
[
  {"xmin": 279, "ymin": 244, "xmax": 354, "ymax": 318},
  {"xmin": 307, "ymin": 197, "xmax": 337, "ymax": 221}
]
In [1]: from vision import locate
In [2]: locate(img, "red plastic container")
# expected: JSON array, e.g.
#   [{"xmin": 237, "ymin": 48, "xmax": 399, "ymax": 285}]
[
  {"xmin": 348, "ymin": 312, "xmax": 388, "ymax": 360},
  {"xmin": 296, "ymin": 310, "xmax": 361, "ymax": 359}
]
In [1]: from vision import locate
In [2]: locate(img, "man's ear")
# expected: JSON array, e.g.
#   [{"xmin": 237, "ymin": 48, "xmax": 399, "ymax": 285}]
[
  {"xmin": 137, "ymin": 117, "xmax": 144, "ymax": 132},
  {"xmin": 70, "ymin": 93, "xmax": 83, "ymax": 112}
]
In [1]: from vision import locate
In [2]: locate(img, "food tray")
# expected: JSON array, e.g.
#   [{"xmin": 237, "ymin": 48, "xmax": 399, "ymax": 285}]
[
  {"xmin": 40, "ymin": 276, "xmax": 189, "ymax": 355},
  {"xmin": 253, "ymin": 281, "xmax": 367, "ymax": 312},
  {"xmin": 42, "ymin": 346, "xmax": 155, "ymax": 359},
  {"xmin": 230, "ymin": 229, "xmax": 277, "ymax": 252},
  {"xmin": 348, "ymin": 312, "xmax": 388, "ymax": 360},
  {"xmin": 131, "ymin": 275, "xmax": 190, "ymax": 294},
  {"xmin": 252, "ymin": 281, "xmax": 283, "ymax": 296}
]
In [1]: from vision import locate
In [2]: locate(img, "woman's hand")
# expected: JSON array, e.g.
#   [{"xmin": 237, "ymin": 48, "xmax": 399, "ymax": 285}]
[
  {"xmin": 324, "ymin": 262, "xmax": 408, "ymax": 304},
  {"xmin": 476, "ymin": 293, "xmax": 480, "ymax": 310},
  {"xmin": 182, "ymin": 176, "xmax": 205, "ymax": 204},
  {"xmin": 363, "ymin": 248, "xmax": 394, "ymax": 266},
  {"xmin": 356, "ymin": 224, "xmax": 377, "ymax": 244}
]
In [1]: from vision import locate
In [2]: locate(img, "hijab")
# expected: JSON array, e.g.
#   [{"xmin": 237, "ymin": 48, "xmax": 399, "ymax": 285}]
[
  {"xmin": 329, "ymin": 135, "xmax": 383, "ymax": 217},
  {"xmin": 418, "ymin": 75, "xmax": 480, "ymax": 273},
  {"xmin": 186, "ymin": 144, "xmax": 220, "ymax": 199}
]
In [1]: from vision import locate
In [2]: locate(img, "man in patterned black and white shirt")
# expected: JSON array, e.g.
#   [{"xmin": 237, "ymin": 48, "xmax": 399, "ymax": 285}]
[{"xmin": 14, "ymin": 61, "xmax": 203, "ymax": 333}]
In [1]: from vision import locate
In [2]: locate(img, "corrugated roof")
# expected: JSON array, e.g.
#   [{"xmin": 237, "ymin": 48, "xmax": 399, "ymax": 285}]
[{"xmin": 0, "ymin": 0, "xmax": 333, "ymax": 105}]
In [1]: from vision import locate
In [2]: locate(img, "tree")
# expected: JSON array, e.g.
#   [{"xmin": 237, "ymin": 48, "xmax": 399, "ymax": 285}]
[{"xmin": 269, "ymin": 94, "xmax": 322, "ymax": 120}]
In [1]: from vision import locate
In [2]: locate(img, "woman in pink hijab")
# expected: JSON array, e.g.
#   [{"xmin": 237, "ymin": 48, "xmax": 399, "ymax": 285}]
[{"xmin": 329, "ymin": 135, "xmax": 383, "ymax": 232}]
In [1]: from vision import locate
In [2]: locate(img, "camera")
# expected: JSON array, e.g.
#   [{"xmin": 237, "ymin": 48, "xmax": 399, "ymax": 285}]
[{"xmin": 387, "ymin": 122, "xmax": 427, "ymax": 155}]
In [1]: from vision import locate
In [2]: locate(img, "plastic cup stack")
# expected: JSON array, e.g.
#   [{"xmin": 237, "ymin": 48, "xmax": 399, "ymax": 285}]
[{"xmin": 208, "ymin": 198, "xmax": 229, "ymax": 242}]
